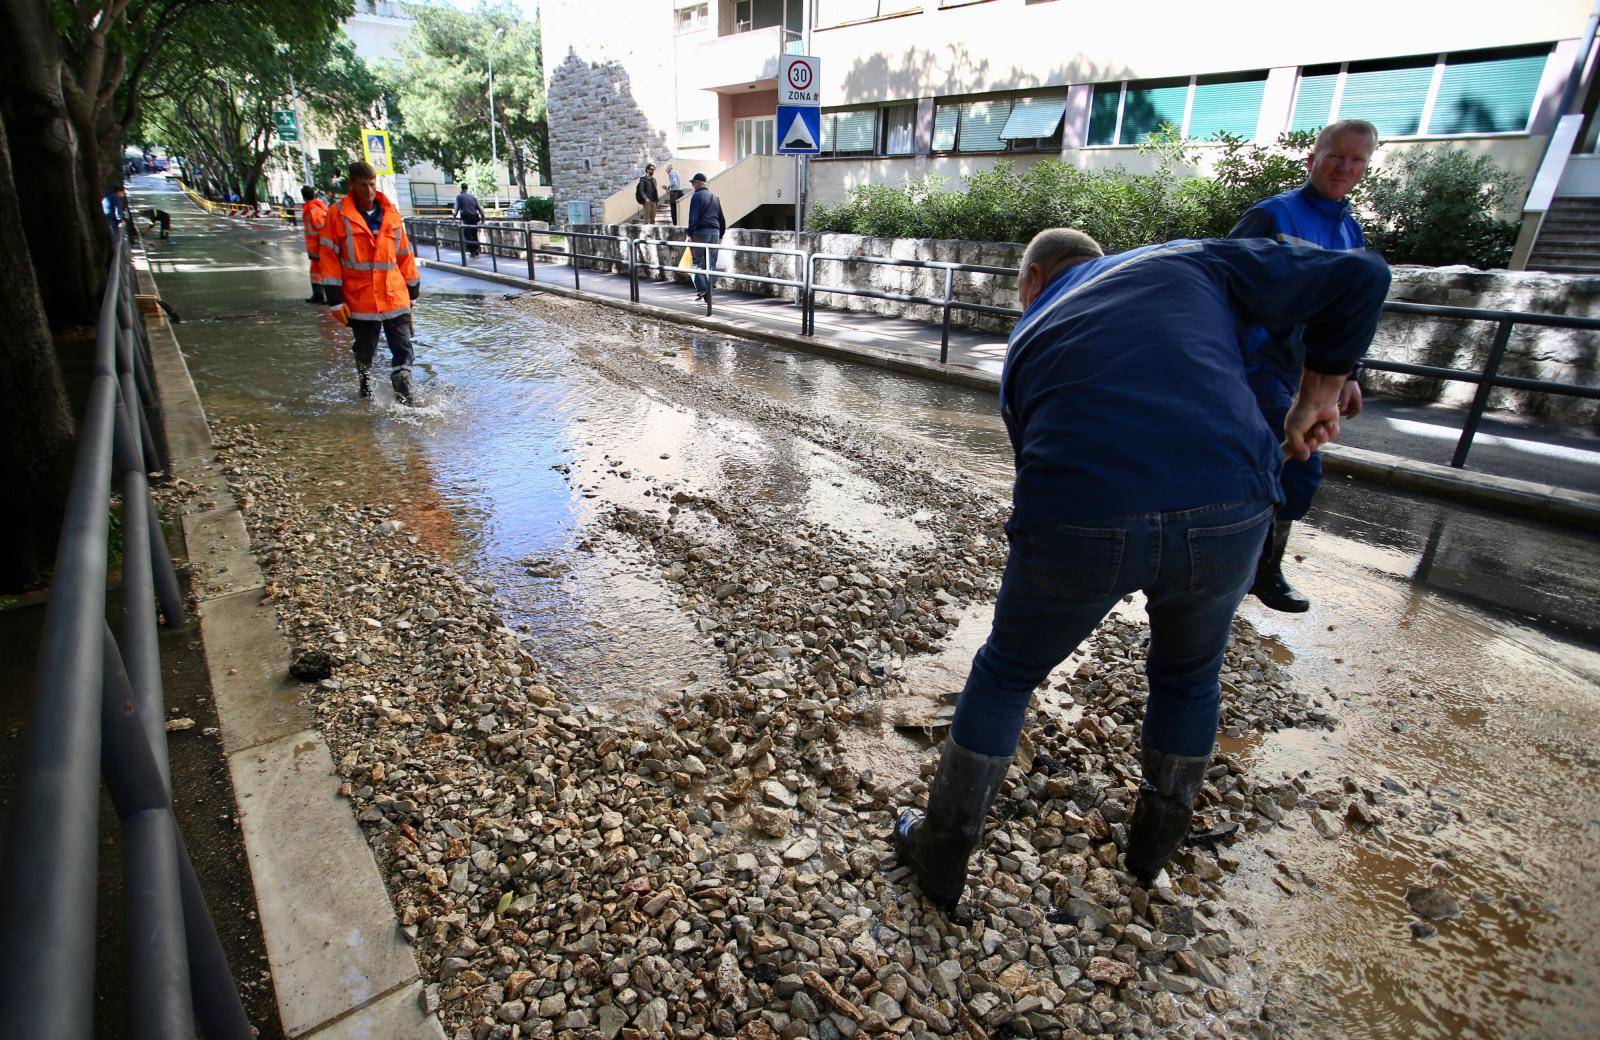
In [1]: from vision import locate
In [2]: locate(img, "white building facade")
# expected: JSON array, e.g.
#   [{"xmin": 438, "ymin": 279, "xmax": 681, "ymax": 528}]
[{"xmin": 541, "ymin": 0, "xmax": 1598, "ymax": 231}]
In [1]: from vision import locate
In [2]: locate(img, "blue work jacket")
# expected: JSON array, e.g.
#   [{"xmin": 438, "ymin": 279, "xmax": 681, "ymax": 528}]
[
  {"xmin": 1229, "ymin": 183, "xmax": 1367, "ymax": 388},
  {"xmin": 999, "ymin": 238, "xmax": 1390, "ymax": 529}
]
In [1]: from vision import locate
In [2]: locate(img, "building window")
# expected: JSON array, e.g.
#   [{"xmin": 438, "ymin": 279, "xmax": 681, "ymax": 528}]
[
  {"xmin": 881, "ymin": 103, "xmax": 916, "ymax": 154},
  {"xmin": 814, "ymin": 0, "xmax": 922, "ymax": 28},
  {"xmin": 677, "ymin": 118, "xmax": 711, "ymax": 145},
  {"xmin": 734, "ymin": 0, "xmax": 802, "ymax": 34},
  {"xmin": 932, "ymin": 91, "xmax": 1067, "ymax": 153},
  {"xmin": 1088, "ymin": 72, "xmax": 1267, "ymax": 146},
  {"xmin": 675, "ymin": 3, "xmax": 708, "ymax": 32},
  {"xmin": 1290, "ymin": 45, "xmax": 1550, "ymax": 138},
  {"xmin": 735, "ymin": 115, "xmax": 776, "ymax": 160},
  {"xmin": 820, "ymin": 108, "xmax": 878, "ymax": 156}
]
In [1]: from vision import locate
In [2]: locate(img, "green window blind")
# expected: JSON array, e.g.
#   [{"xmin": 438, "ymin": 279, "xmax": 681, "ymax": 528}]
[
  {"xmin": 1339, "ymin": 56, "xmax": 1435, "ymax": 136},
  {"xmin": 1118, "ymin": 78, "xmax": 1188, "ymax": 143},
  {"xmin": 1290, "ymin": 65, "xmax": 1340, "ymax": 132},
  {"xmin": 932, "ymin": 103, "xmax": 959, "ymax": 150},
  {"xmin": 1187, "ymin": 73, "xmax": 1266, "ymax": 139},
  {"xmin": 1000, "ymin": 95, "xmax": 1068, "ymax": 139},
  {"xmin": 958, "ymin": 98, "xmax": 1012, "ymax": 151},
  {"xmin": 1427, "ymin": 47, "xmax": 1548, "ymax": 134},
  {"xmin": 1087, "ymin": 83, "xmax": 1121, "ymax": 145},
  {"xmin": 829, "ymin": 109, "xmax": 878, "ymax": 153}
]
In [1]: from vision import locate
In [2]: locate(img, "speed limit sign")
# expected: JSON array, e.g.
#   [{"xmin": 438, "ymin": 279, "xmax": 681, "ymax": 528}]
[{"xmin": 780, "ymin": 55, "xmax": 820, "ymax": 106}]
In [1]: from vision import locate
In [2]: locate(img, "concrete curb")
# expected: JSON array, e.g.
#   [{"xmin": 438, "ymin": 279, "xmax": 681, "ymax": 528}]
[
  {"xmin": 135, "ymin": 246, "xmax": 445, "ymax": 1039},
  {"xmin": 423, "ymin": 258, "xmax": 1600, "ymax": 531}
]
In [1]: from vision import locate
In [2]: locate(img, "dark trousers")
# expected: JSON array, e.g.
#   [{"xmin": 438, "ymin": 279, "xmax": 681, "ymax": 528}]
[
  {"xmin": 462, "ymin": 218, "xmax": 482, "ymax": 256},
  {"xmin": 950, "ymin": 500, "xmax": 1273, "ymax": 760},
  {"xmin": 690, "ymin": 229, "xmax": 721, "ymax": 293},
  {"xmin": 349, "ymin": 315, "xmax": 414, "ymax": 379}
]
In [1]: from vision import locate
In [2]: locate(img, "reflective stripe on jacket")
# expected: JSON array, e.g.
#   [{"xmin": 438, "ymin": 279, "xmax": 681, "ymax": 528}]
[
  {"xmin": 302, "ymin": 198, "xmax": 332, "ymax": 282},
  {"xmin": 316, "ymin": 192, "xmax": 421, "ymax": 320}
]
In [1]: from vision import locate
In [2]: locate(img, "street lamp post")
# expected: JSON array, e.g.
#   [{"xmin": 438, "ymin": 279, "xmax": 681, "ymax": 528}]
[{"xmin": 487, "ymin": 25, "xmax": 506, "ymax": 207}]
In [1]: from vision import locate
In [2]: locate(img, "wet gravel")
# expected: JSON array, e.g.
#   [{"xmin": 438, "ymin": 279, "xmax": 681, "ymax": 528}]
[{"xmin": 206, "ymin": 314, "xmax": 1350, "ymax": 1040}]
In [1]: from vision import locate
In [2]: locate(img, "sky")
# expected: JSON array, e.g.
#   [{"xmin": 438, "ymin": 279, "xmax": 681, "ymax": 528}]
[{"xmin": 444, "ymin": 0, "xmax": 540, "ymax": 17}]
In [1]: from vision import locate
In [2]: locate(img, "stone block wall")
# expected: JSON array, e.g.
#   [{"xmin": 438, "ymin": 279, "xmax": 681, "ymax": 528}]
[
  {"xmin": 546, "ymin": 52, "xmax": 668, "ymax": 221},
  {"xmin": 565, "ymin": 224, "xmax": 1600, "ymax": 425}
]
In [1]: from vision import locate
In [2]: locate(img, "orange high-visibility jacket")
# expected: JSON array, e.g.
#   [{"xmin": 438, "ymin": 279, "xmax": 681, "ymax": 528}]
[
  {"xmin": 302, "ymin": 197, "xmax": 330, "ymax": 280},
  {"xmin": 317, "ymin": 192, "xmax": 420, "ymax": 320}
]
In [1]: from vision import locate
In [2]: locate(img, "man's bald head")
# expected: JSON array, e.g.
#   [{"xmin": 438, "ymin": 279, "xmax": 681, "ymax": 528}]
[{"xmin": 1019, "ymin": 228, "xmax": 1104, "ymax": 308}]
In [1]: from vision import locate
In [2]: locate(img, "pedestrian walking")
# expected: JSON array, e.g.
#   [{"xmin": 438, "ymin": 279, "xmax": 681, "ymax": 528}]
[
  {"xmin": 665, "ymin": 164, "xmax": 684, "ymax": 226},
  {"xmin": 453, "ymin": 185, "xmax": 486, "ymax": 257},
  {"xmin": 317, "ymin": 161, "xmax": 422, "ymax": 405},
  {"xmin": 685, "ymin": 173, "xmax": 725, "ymax": 302},
  {"xmin": 301, "ymin": 186, "xmax": 331, "ymax": 304},
  {"xmin": 635, "ymin": 163, "xmax": 660, "ymax": 223},
  {"xmin": 139, "ymin": 207, "xmax": 172, "ymax": 240},
  {"xmin": 892, "ymin": 229, "xmax": 1390, "ymax": 911},
  {"xmin": 102, "ymin": 184, "xmax": 130, "ymax": 235},
  {"xmin": 1228, "ymin": 119, "xmax": 1378, "ymax": 613}
]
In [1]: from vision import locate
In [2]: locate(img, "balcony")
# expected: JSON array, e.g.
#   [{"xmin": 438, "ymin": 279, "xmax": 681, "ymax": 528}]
[{"xmin": 695, "ymin": 25, "xmax": 783, "ymax": 92}]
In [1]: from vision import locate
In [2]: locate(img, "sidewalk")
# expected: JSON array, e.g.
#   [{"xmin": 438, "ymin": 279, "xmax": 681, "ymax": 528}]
[{"xmin": 419, "ymin": 250, "xmax": 1600, "ymax": 529}]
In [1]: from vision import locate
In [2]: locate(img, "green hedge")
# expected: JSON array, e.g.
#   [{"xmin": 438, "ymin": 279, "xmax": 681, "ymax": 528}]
[{"xmin": 806, "ymin": 132, "xmax": 1522, "ymax": 270}]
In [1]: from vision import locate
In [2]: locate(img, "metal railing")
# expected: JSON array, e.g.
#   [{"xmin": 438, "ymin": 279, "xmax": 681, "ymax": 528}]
[
  {"xmin": 406, "ymin": 221, "xmax": 1598, "ymax": 471},
  {"xmin": 0, "ymin": 229, "xmax": 253, "ymax": 1038},
  {"xmin": 1362, "ymin": 300, "xmax": 1600, "ymax": 467}
]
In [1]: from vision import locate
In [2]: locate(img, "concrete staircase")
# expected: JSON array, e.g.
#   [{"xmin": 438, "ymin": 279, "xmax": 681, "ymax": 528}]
[{"xmin": 1526, "ymin": 196, "xmax": 1600, "ymax": 274}]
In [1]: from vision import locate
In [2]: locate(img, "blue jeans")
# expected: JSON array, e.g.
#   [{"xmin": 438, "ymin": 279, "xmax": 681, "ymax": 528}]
[
  {"xmin": 950, "ymin": 500, "xmax": 1273, "ymax": 759},
  {"xmin": 690, "ymin": 229, "xmax": 720, "ymax": 293}
]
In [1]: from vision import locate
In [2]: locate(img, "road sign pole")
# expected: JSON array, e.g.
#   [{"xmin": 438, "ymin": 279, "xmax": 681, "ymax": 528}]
[{"xmin": 286, "ymin": 77, "xmax": 312, "ymax": 186}]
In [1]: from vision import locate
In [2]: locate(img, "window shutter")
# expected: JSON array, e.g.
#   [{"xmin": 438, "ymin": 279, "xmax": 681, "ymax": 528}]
[
  {"xmin": 1000, "ymin": 95, "xmax": 1069, "ymax": 140},
  {"xmin": 932, "ymin": 103, "xmax": 959, "ymax": 150},
  {"xmin": 1339, "ymin": 56, "xmax": 1435, "ymax": 136},
  {"xmin": 1087, "ymin": 83, "xmax": 1121, "ymax": 146},
  {"xmin": 883, "ymin": 104, "xmax": 916, "ymax": 154},
  {"xmin": 1118, "ymin": 78, "xmax": 1188, "ymax": 144},
  {"xmin": 831, "ymin": 109, "xmax": 878, "ymax": 152},
  {"xmin": 1187, "ymin": 73, "xmax": 1266, "ymax": 139},
  {"xmin": 1427, "ymin": 47, "xmax": 1549, "ymax": 134},
  {"xmin": 958, "ymin": 98, "xmax": 1012, "ymax": 151},
  {"xmin": 1290, "ymin": 65, "xmax": 1340, "ymax": 133},
  {"xmin": 820, "ymin": 114, "xmax": 834, "ymax": 152}
]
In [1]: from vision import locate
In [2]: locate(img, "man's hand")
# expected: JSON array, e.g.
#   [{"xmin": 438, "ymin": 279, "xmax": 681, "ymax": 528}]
[
  {"xmin": 1283, "ymin": 370, "xmax": 1349, "ymax": 461},
  {"xmin": 1338, "ymin": 378, "xmax": 1364, "ymax": 418}
]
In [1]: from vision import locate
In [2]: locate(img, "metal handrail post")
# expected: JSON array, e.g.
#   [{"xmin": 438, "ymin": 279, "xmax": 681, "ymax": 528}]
[
  {"xmin": 572, "ymin": 238, "xmax": 580, "ymax": 291},
  {"xmin": 628, "ymin": 239, "xmax": 639, "ymax": 303},
  {"xmin": 1451, "ymin": 319, "xmax": 1516, "ymax": 468},
  {"xmin": 526, "ymin": 227, "xmax": 536, "ymax": 282},
  {"xmin": 433, "ymin": 220, "xmax": 441, "ymax": 261},
  {"xmin": 939, "ymin": 267, "xmax": 954, "ymax": 365},
  {"xmin": 0, "ymin": 234, "xmax": 123, "ymax": 1037},
  {"xmin": 804, "ymin": 254, "xmax": 815, "ymax": 336},
  {"xmin": 488, "ymin": 225, "xmax": 498, "ymax": 273},
  {"xmin": 176, "ymin": 830, "xmax": 255, "ymax": 1038},
  {"xmin": 100, "ymin": 626, "xmax": 195, "ymax": 1038},
  {"xmin": 458, "ymin": 222, "xmax": 468, "ymax": 266}
]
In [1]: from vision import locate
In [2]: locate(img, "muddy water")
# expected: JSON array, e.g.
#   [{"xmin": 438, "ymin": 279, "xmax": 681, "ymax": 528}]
[{"xmin": 137, "ymin": 179, "xmax": 1600, "ymax": 1039}]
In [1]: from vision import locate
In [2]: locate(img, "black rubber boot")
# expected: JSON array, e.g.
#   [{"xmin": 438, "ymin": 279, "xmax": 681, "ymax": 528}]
[
  {"xmin": 892, "ymin": 740, "xmax": 1012, "ymax": 911},
  {"xmin": 305, "ymin": 282, "xmax": 325, "ymax": 304},
  {"xmin": 391, "ymin": 369, "xmax": 413, "ymax": 406},
  {"xmin": 1250, "ymin": 519, "xmax": 1310, "ymax": 613},
  {"xmin": 1125, "ymin": 748, "xmax": 1211, "ymax": 885},
  {"xmin": 357, "ymin": 366, "xmax": 372, "ymax": 398}
]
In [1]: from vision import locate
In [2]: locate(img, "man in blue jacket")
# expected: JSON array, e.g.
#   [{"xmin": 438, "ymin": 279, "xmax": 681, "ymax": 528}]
[
  {"xmin": 685, "ymin": 173, "xmax": 726, "ymax": 301},
  {"xmin": 892, "ymin": 229, "xmax": 1390, "ymax": 908},
  {"xmin": 1229, "ymin": 119, "xmax": 1378, "ymax": 612}
]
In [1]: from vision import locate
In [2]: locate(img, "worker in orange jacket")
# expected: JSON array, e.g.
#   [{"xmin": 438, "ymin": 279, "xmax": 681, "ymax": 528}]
[
  {"xmin": 317, "ymin": 161, "xmax": 421, "ymax": 404},
  {"xmin": 301, "ymin": 185, "xmax": 331, "ymax": 303}
]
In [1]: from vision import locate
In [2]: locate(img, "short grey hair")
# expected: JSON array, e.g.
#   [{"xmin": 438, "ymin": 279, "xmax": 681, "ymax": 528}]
[
  {"xmin": 1314, "ymin": 119, "xmax": 1379, "ymax": 154},
  {"xmin": 1020, "ymin": 228, "xmax": 1104, "ymax": 281}
]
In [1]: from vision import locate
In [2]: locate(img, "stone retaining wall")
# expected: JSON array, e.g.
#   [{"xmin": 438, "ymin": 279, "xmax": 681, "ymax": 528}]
[{"xmin": 567, "ymin": 225, "xmax": 1600, "ymax": 425}]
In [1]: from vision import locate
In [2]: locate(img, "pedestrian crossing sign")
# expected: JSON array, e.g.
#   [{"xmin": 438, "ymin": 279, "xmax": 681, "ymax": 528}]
[
  {"xmin": 776, "ymin": 106, "xmax": 821, "ymax": 155},
  {"xmin": 361, "ymin": 128, "xmax": 394, "ymax": 175}
]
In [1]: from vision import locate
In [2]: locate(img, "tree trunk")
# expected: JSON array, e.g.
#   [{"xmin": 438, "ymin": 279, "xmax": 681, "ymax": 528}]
[
  {"xmin": 0, "ymin": 0, "xmax": 103, "ymax": 326},
  {"xmin": 0, "ymin": 114, "xmax": 78, "ymax": 593}
]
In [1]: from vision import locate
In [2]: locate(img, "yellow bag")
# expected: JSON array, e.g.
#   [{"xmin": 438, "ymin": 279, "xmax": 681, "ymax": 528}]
[{"xmin": 679, "ymin": 246, "xmax": 693, "ymax": 270}]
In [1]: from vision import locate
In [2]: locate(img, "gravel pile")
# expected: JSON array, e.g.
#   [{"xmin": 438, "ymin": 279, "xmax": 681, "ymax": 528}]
[{"xmin": 209, "ymin": 338, "xmax": 1335, "ymax": 1040}]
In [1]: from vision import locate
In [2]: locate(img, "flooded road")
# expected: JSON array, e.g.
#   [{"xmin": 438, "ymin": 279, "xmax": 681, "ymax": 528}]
[{"xmin": 139, "ymin": 180, "xmax": 1600, "ymax": 1039}]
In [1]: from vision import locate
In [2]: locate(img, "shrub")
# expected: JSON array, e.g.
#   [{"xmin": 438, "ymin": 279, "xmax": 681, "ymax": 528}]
[
  {"xmin": 1359, "ymin": 148, "xmax": 1522, "ymax": 268},
  {"xmin": 1195, "ymin": 130, "xmax": 1318, "ymax": 237},
  {"xmin": 512, "ymin": 195, "xmax": 555, "ymax": 221}
]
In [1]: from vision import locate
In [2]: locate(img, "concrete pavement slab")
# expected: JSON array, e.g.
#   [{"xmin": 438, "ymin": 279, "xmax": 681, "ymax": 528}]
[
  {"xmin": 182, "ymin": 506, "xmax": 264, "ymax": 602},
  {"xmin": 229, "ymin": 730, "xmax": 420, "ymax": 1039},
  {"xmin": 302, "ymin": 981, "xmax": 446, "ymax": 1040},
  {"xmin": 198, "ymin": 588, "xmax": 310, "ymax": 754}
]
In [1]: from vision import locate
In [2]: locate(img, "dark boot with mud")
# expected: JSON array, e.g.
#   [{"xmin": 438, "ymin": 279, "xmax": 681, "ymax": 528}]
[
  {"xmin": 1251, "ymin": 519, "xmax": 1310, "ymax": 613},
  {"xmin": 357, "ymin": 365, "xmax": 372, "ymax": 398},
  {"xmin": 392, "ymin": 368, "xmax": 414, "ymax": 406},
  {"xmin": 1124, "ymin": 748, "xmax": 1210, "ymax": 885},
  {"xmin": 891, "ymin": 739, "xmax": 1011, "ymax": 912},
  {"xmin": 306, "ymin": 282, "xmax": 325, "ymax": 304}
]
